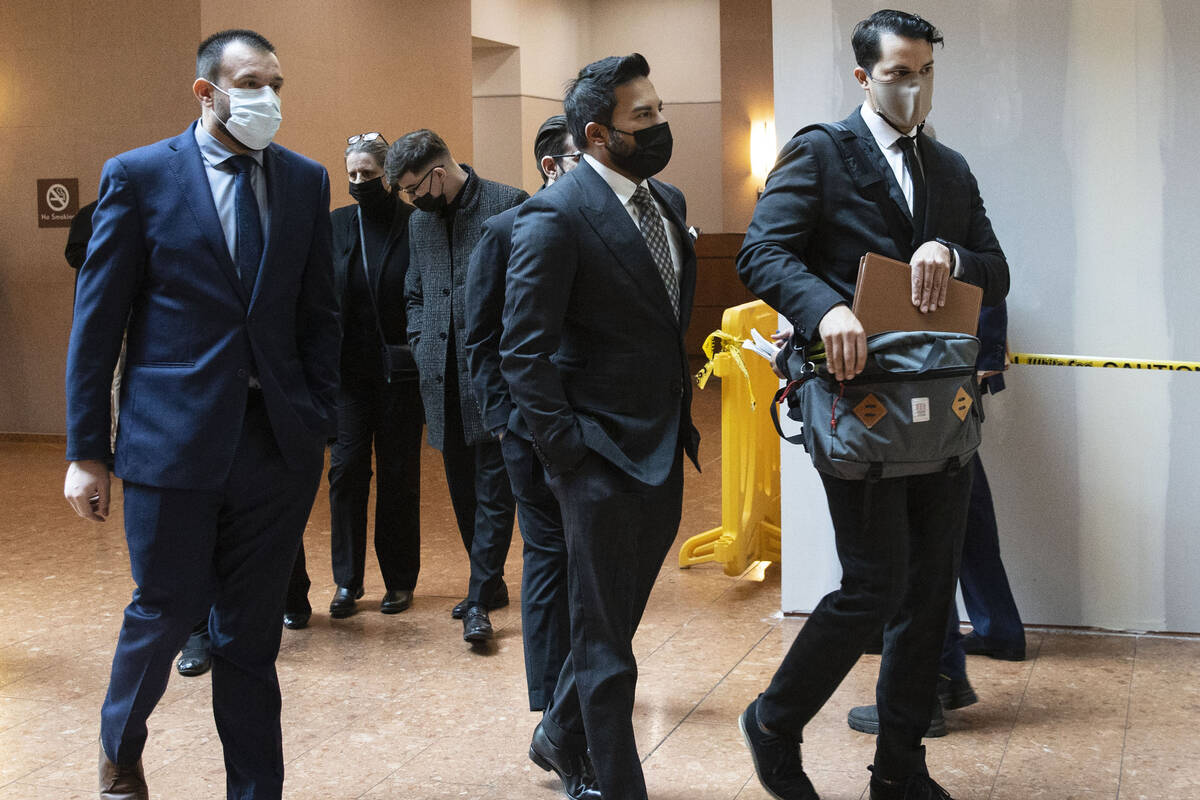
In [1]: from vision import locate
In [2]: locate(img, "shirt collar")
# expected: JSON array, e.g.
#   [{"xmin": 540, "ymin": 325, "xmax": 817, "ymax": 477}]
[
  {"xmin": 194, "ymin": 119, "xmax": 266, "ymax": 169},
  {"xmin": 859, "ymin": 102, "xmax": 914, "ymax": 151},
  {"xmin": 582, "ymin": 152, "xmax": 648, "ymax": 206}
]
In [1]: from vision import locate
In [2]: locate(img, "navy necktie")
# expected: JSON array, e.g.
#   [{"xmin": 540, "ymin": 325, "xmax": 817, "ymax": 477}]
[
  {"xmin": 895, "ymin": 135, "xmax": 926, "ymax": 244},
  {"xmin": 227, "ymin": 155, "xmax": 263, "ymax": 295}
]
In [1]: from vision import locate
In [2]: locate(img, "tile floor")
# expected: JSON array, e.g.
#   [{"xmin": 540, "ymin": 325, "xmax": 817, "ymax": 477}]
[{"xmin": 2, "ymin": 384, "xmax": 1198, "ymax": 799}]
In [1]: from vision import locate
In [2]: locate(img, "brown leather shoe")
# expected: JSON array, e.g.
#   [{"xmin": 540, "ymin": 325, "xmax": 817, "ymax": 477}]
[{"xmin": 99, "ymin": 746, "xmax": 149, "ymax": 800}]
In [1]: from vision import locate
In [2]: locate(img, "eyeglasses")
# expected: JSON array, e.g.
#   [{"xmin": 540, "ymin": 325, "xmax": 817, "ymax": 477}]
[
  {"xmin": 347, "ymin": 132, "xmax": 386, "ymax": 145},
  {"xmin": 548, "ymin": 152, "xmax": 582, "ymax": 162},
  {"xmin": 399, "ymin": 163, "xmax": 444, "ymax": 197}
]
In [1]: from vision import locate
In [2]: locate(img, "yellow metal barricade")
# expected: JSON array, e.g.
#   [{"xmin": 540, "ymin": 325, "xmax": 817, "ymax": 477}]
[{"xmin": 680, "ymin": 300, "xmax": 782, "ymax": 575}]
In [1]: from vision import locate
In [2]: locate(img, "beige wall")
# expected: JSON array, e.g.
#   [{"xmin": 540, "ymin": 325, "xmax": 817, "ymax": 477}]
[
  {"xmin": 720, "ymin": 0, "xmax": 774, "ymax": 233},
  {"xmin": 0, "ymin": 0, "xmax": 473, "ymax": 436}
]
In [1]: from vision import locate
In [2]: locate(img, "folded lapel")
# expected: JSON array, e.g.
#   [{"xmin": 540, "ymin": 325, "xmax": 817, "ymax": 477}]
[
  {"xmin": 576, "ymin": 164, "xmax": 677, "ymax": 323},
  {"xmin": 250, "ymin": 146, "xmax": 289, "ymax": 309},
  {"xmin": 166, "ymin": 125, "xmax": 248, "ymax": 306},
  {"xmin": 916, "ymin": 134, "xmax": 949, "ymax": 239},
  {"xmin": 845, "ymin": 110, "xmax": 915, "ymax": 237}
]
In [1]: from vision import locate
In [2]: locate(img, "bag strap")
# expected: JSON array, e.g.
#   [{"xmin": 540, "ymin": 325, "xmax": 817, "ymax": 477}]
[
  {"xmin": 798, "ymin": 122, "xmax": 914, "ymax": 257},
  {"xmin": 770, "ymin": 381, "xmax": 809, "ymax": 447}
]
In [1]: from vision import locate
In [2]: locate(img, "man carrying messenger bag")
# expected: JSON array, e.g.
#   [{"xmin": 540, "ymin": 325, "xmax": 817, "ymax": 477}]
[{"xmin": 735, "ymin": 10, "xmax": 1008, "ymax": 800}]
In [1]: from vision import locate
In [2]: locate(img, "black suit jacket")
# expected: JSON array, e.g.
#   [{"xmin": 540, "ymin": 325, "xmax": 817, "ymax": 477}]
[
  {"xmin": 499, "ymin": 160, "xmax": 700, "ymax": 484},
  {"xmin": 738, "ymin": 106, "xmax": 1009, "ymax": 345},
  {"xmin": 465, "ymin": 203, "xmax": 520, "ymax": 435},
  {"xmin": 331, "ymin": 200, "xmax": 415, "ymax": 378}
]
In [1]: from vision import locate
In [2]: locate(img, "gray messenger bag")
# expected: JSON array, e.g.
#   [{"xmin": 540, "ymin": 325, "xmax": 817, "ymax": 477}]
[{"xmin": 771, "ymin": 330, "xmax": 983, "ymax": 480}]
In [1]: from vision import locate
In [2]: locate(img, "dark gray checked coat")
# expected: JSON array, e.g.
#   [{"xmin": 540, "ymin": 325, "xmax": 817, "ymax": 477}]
[{"xmin": 404, "ymin": 166, "xmax": 528, "ymax": 450}]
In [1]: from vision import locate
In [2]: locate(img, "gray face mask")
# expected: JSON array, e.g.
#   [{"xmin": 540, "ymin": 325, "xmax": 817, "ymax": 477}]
[{"xmin": 868, "ymin": 71, "xmax": 933, "ymax": 134}]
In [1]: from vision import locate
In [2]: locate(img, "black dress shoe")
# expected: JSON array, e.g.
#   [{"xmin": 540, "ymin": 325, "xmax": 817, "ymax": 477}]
[
  {"xmin": 529, "ymin": 721, "xmax": 601, "ymax": 800},
  {"xmin": 847, "ymin": 698, "xmax": 946, "ymax": 738},
  {"xmin": 463, "ymin": 605, "xmax": 494, "ymax": 642},
  {"xmin": 451, "ymin": 597, "xmax": 469, "ymax": 619},
  {"xmin": 869, "ymin": 768, "xmax": 954, "ymax": 799},
  {"xmin": 380, "ymin": 589, "xmax": 413, "ymax": 614},
  {"xmin": 175, "ymin": 630, "xmax": 212, "ymax": 677},
  {"xmin": 739, "ymin": 698, "xmax": 819, "ymax": 800},
  {"xmin": 282, "ymin": 610, "xmax": 311, "ymax": 630},
  {"xmin": 99, "ymin": 746, "xmax": 149, "ymax": 800},
  {"xmin": 960, "ymin": 631, "xmax": 1025, "ymax": 661},
  {"xmin": 936, "ymin": 675, "xmax": 978, "ymax": 710},
  {"xmin": 329, "ymin": 586, "xmax": 364, "ymax": 619}
]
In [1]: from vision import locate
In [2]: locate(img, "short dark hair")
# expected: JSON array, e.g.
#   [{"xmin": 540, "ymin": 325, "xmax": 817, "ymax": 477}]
[
  {"xmin": 851, "ymin": 10, "xmax": 943, "ymax": 75},
  {"xmin": 384, "ymin": 129, "xmax": 451, "ymax": 187},
  {"xmin": 534, "ymin": 115, "xmax": 571, "ymax": 183},
  {"xmin": 563, "ymin": 53, "xmax": 651, "ymax": 147},
  {"xmin": 196, "ymin": 29, "xmax": 275, "ymax": 83}
]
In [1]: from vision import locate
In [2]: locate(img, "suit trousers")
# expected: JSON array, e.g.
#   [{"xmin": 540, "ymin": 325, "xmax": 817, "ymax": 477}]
[
  {"xmin": 100, "ymin": 391, "xmax": 323, "ymax": 799},
  {"xmin": 440, "ymin": 367, "xmax": 515, "ymax": 606},
  {"xmin": 542, "ymin": 450, "xmax": 684, "ymax": 800},
  {"xmin": 757, "ymin": 464, "xmax": 973, "ymax": 780},
  {"xmin": 500, "ymin": 433, "xmax": 570, "ymax": 711},
  {"xmin": 328, "ymin": 378, "xmax": 423, "ymax": 591}
]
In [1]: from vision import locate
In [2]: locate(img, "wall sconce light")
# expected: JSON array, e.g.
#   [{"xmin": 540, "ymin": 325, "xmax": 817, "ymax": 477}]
[{"xmin": 749, "ymin": 118, "xmax": 776, "ymax": 199}]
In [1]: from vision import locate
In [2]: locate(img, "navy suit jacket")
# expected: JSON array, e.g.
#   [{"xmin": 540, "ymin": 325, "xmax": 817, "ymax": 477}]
[
  {"xmin": 738, "ymin": 106, "xmax": 1009, "ymax": 345},
  {"xmin": 465, "ymin": 203, "xmax": 520, "ymax": 437},
  {"xmin": 66, "ymin": 122, "xmax": 340, "ymax": 490},
  {"xmin": 499, "ymin": 160, "xmax": 700, "ymax": 484}
]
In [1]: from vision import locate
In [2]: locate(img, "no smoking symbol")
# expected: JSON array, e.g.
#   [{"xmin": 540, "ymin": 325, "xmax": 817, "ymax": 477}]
[{"xmin": 46, "ymin": 183, "xmax": 70, "ymax": 212}]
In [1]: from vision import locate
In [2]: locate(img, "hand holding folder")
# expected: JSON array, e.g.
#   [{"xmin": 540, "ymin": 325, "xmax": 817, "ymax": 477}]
[{"xmin": 851, "ymin": 252, "xmax": 982, "ymax": 336}]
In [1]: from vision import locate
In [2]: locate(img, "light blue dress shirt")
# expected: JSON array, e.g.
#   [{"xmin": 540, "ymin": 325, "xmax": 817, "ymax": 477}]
[{"xmin": 193, "ymin": 120, "xmax": 269, "ymax": 269}]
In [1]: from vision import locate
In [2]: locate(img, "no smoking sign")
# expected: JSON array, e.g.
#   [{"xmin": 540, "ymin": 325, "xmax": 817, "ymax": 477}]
[{"xmin": 37, "ymin": 178, "xmax": 79, "ymax": 228}]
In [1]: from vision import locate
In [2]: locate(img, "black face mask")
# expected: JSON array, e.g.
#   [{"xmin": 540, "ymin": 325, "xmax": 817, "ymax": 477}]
[
  {"xmin": 348, "ymin": 177, "xmax": 394, "ymax": 219},
  {"xmin": 412, "ymin": 191, "xmax": 447, "ymax": 215},
  {"xmin": 607, "ymin": 121, "xmax": 673, "ymax": 179}
]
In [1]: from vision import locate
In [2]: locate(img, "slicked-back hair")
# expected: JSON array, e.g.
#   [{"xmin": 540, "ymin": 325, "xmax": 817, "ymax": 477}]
[
  {"xmin": 196, "ymin": 29, "xmax": 276, "ymax": 82},
  {"xmin": 345, "ymin": 135, "xmax": 389, "ymax": 169},
  {"xmin": 384, "ymin": 129, "xmax": 451, "ymax": 187},
  {"xmin": 563, "ymin": 53, "xmax": 651, "ymax": 148},
  {"xmin": 851, "ymin": 9, "xmax": 943, "ymax": 75},
  {"xmin": 534, "ymin": 115, "xmax": 571, "ymax": 183}
]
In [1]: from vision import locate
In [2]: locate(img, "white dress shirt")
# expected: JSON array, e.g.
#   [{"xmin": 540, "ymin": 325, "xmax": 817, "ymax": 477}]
[{"xmin": 582, "ymin": 153, "xmax": 683, "ymax": 287}]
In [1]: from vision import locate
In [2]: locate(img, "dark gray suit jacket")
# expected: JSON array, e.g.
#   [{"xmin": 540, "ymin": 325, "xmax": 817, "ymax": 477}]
[
  {"xmin": 405, "ymin": 166, "xmax": 528, "ymax": 449},
  {"xmin": 499, "ymin": 160, "xmax": 700, "ymax": 484},
  {"xmin": 738, "ymin": 106, "xmax": 1009, "ymax": 345}
]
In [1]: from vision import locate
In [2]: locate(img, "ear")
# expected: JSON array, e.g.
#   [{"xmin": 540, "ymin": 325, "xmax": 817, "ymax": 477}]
[
  {"xmin": 193, "ymin": 78, "xmax": 216, "ymax": 109},
  {"xmin": 540, "ymin": 154, "xmax": 559, "ymax": 179},
  {"xmin": 853, "ymin": 66, "xmax": 870, "ymax": 90},
  {"xmin": 584, "ymin": 121, "xmax": 608, "ymax": 148}
]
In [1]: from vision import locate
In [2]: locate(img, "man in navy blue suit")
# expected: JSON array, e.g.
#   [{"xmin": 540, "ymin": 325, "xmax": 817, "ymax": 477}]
[{"xmin": 63, "ymin": 29, "xmax": 338, "ymax": 800}]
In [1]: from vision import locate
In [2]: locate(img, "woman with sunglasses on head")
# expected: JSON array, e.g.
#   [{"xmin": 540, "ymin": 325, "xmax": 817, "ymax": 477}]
[{"xmin": 283, "ymin": 132, "xmax": 424, "ymax": 627}]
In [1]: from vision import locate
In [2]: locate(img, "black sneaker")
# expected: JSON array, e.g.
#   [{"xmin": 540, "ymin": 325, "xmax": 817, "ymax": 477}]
[
  {"xmin": 935, "ymin": 675, "xmax": 978, "ymax": 711},
  {"xmin": 868, "ymin": 768, "xmax": 954, "ymax": 799},
  {"xmin": 739, "ymin": 698, "xmax": 819, "ymax": 800},
  {"xmin": 960, "ymin": 632, "xmax": 1025, "ymax": 661},
  {"xmin": 847, "ymin": 700, "xmax": 946, "ymax": 738}
]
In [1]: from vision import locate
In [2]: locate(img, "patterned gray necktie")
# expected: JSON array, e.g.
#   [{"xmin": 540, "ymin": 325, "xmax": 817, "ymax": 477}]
[{"xmin": 630, "ymin": 184, "xmax": 679, "ymax": 318}]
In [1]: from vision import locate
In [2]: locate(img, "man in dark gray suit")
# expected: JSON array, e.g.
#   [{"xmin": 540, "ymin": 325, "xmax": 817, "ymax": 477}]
[
  {"xmin": 385, "ymin": 130, "xmax": 527, "ymax": 643},
  {"xmin": 500, "ymin": 54, "xmax": 700, "ymax": 800}
]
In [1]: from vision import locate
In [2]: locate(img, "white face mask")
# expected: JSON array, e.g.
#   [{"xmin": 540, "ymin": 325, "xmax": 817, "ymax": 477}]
[
  {"xmin": 209, "ymin": 82, "xmax": 282, "ymax": 151},
  {"xmin": 868, "ymin": 71, "xmax": 933, "ymax": 134}
]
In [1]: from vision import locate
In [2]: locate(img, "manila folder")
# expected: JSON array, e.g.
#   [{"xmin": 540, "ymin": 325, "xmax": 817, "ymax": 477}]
[{"xmin": 850, "ymin": 252, "xmax": 982, "ymax": 336}]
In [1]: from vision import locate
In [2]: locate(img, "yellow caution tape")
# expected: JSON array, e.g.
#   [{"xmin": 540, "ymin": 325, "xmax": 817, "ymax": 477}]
[
  {"xmin": 1011, "ymin": 353, "xmax": 1199, "ymax": 371},
  {"xmin": 696, "ymin": 330, "xmax": 759, "ymax": 409}
]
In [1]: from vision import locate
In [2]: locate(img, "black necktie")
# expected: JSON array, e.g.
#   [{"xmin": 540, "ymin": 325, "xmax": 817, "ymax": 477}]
[
  {"xmin": 895, "ymin": 135, "xmax": 926, "ymax": 244},
  {"xmin": 227, "ymin": 155, "xmax": 263, "ymax": 295},
  {"xmin": 630, "ymin": 185, "xmax": 680, "ymax": 318}
]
